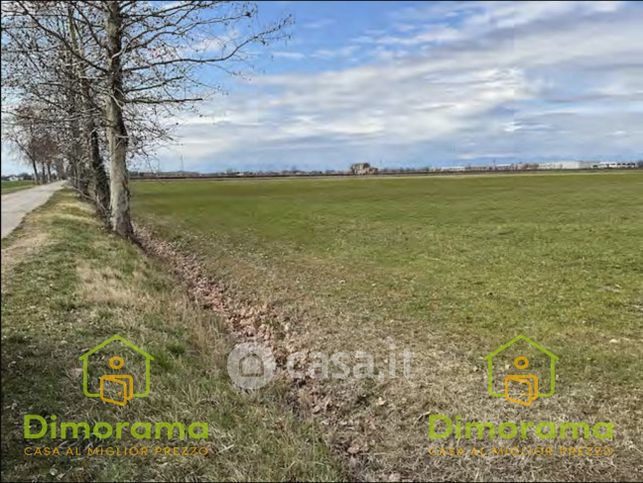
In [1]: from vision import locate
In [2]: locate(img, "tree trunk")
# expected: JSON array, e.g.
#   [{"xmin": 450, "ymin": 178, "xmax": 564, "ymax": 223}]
[
  {"xmin": 54, "ymin": 155, "xmax": 66, "ymax": 181},
  {"xmin": 40, "ymin": 163, "xmax": 47, "ymax": 183},
  {"xmin": 64, "ymin": 58, "xmax": 86, "ymax": 191},
  {"xmin": 31, "ymin": 159, "xmax": 40, "ymax": 184},
  {"xmin": 105, "ymin": 1, "xmax": 132, "ymax": 237},
  {"xmin": 86, "ymin": 114, "xmax": 110, "ymax": 215},
  {"xmin": 67, "ymin": 5, "xmax": 108, "ymax": 209},
  {"xmin": 46, "ymin": 163, "xmax": 52, "ymax": 183}
]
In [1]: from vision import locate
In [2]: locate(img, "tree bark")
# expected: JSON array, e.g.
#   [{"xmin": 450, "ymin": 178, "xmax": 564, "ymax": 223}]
[
  {"xmin": 67, "ymin": 5, "xmax": 108, "ymax": 211},
  {"xmin": 46, "ymin": 162, "xmax": 52, "ymax": 183},
  {"xmin": 54, "ymin": 157, "xmax": 65, "ymax": 181},
  {"xmin": 87, "ymin": 118, "xmax": 110, "ymax": 215},
  {"xmin": 31, "ymin": 159, "xmax": 40, "ymax": 184},
  {"xmin": 105, "ymin": 1, "xmax": 132, "ymax": 237}
]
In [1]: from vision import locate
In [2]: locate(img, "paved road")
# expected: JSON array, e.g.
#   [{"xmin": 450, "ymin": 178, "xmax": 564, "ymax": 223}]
[{"xmin": 1, "ymin": 181, "xmax": 66, "ymax": 238}]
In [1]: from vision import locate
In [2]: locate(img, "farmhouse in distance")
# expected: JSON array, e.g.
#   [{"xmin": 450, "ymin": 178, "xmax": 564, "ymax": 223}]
[{"xmin": 350, "ymin": 162, "xmax": 379, "ymax": 175}]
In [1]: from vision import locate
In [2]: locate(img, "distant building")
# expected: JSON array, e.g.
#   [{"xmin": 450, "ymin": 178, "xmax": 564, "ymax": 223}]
[
  {"xmin": 592, "ymin": 161, "xmax": 637, "ymax": 169},
  {"xmin": 2, "ymin": 173, "xmax": 32, "ymax": 181},
  {"xmin": 350, "ymin": 162, "xmax": 378, "ymax": 175},
  {"xmin": 538, "ymin": 161, "xmax": 593, "ymax": 170}
]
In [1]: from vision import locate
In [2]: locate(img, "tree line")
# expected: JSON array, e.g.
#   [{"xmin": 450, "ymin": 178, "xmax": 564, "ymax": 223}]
[{"xmin": 2, "ymin": 1, "xmax": 289, "ymax": 236}]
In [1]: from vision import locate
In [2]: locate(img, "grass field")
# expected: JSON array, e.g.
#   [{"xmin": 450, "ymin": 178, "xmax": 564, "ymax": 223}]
[
  {"xmin": 132, "ymin": 171, "xmax": 643, "ymax": 481},
  {"xmin": 1, "ymin": 191, "xmax": 343, "ymax": 481},
  {"xmin": 1, "ymin": 180, "xmax": 34, "ymax": 194}
]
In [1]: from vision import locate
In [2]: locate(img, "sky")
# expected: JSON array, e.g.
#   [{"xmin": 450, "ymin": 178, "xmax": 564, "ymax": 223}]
[{"xmin": 2, "ymin": 0, "xmax": 643, "ymax": 174}]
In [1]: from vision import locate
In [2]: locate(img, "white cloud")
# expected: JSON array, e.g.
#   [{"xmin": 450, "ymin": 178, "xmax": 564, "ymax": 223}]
[
  {"xmin": 311, "ymin": 45, "xmax": 359, "ymax": 60},
  {"xmin": 362, "ymin": 1, "xmax": 627, "ymax": 50},
  {"xmin": 302, "ymin": 18, "xmax": 334, "ymax": 30},
  {"xmin": 160, "ymin": 1, "xmax": 643, "ymax": 172},
  {"xmin": 273, "ymin": 51, "xmax": 306, "ymax": 60},
  {"xmin": 272, "ymin": 45, "xmax": 359, "ymax": 62}
]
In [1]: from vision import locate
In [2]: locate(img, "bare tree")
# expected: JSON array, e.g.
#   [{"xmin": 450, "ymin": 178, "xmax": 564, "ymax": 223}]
[
  {"xmin": 2, "ymin": 2, "xmax": 90, "ymax": 191},
  {"xmin": 3, "ymin": 1, "xmax": 290, "ymax": 237},
  {"xmin": 5, "ymin": 103, "xmax": 63, "ymax": 184},
  {"xmin": 66, "ymin": 3, "xmax": 110, "ymax": 214},
  {"xmin": 104, "ymin": 1, "xmax": 130, "ymax": 235},
  {"xmin": 96, "ymin": 0, "xmax": 291, "ymax": 236}
]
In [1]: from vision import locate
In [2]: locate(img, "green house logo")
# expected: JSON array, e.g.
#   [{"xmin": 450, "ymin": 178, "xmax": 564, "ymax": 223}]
[
  {"xmin": 79, "ymin": 335, "xmax": 154, "ymax": 407},
  {"xmin": 485, "ymin": 335, "xmax": 558, "ymax": 407}
]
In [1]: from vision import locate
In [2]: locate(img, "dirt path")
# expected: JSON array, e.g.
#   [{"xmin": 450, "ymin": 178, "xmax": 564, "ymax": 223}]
[{"xmin": 1, "ymin": 181, "xmax": 65, "ymax": 238}]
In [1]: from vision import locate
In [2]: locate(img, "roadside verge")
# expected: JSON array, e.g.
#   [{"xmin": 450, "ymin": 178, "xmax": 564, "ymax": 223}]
[{"xmin": 1, "ymin": 190, "xmax": 343, "ymax": 481}]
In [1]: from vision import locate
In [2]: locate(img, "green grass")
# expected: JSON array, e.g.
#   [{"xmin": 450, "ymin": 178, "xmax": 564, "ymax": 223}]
[
  {"xmin": 1, "ymin": 191, "xmax": 343, "ymax": 482},
  {"xmin": 131, "ymin": 172, "xmax": 643, "ymax": 380},
  {"xmin": 1, "ymin": 180, "xmax": 34, "ymax": 194},
  {"xmin": 132, "ymin": 171, "xmax": 643, "ymax": 481}
]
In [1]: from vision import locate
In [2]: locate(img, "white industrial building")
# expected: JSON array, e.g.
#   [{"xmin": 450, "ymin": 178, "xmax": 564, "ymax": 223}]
[{"xmin": 538, "ymin": 160, "xmax": 593, "ymax": 170}]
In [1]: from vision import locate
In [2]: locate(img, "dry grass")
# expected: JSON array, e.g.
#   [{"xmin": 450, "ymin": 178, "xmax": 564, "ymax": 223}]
[
  {"xmin": 1, "ymin": 231, "xmax": 49, "ymax": 274},
  {"xmin": 76, "ymin": 262, "xmax": 147, "ymax": 307},
  {"xmin": 131, "ymin": 228, "xmax": 643, "ymax": 481},
  {"xmin": 132, "ymin": 172, "xmax": 643, "ymax": 481},
  {"xmin": 1, "ymin": 190, "xmax": 343, "ymax": 482}
]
